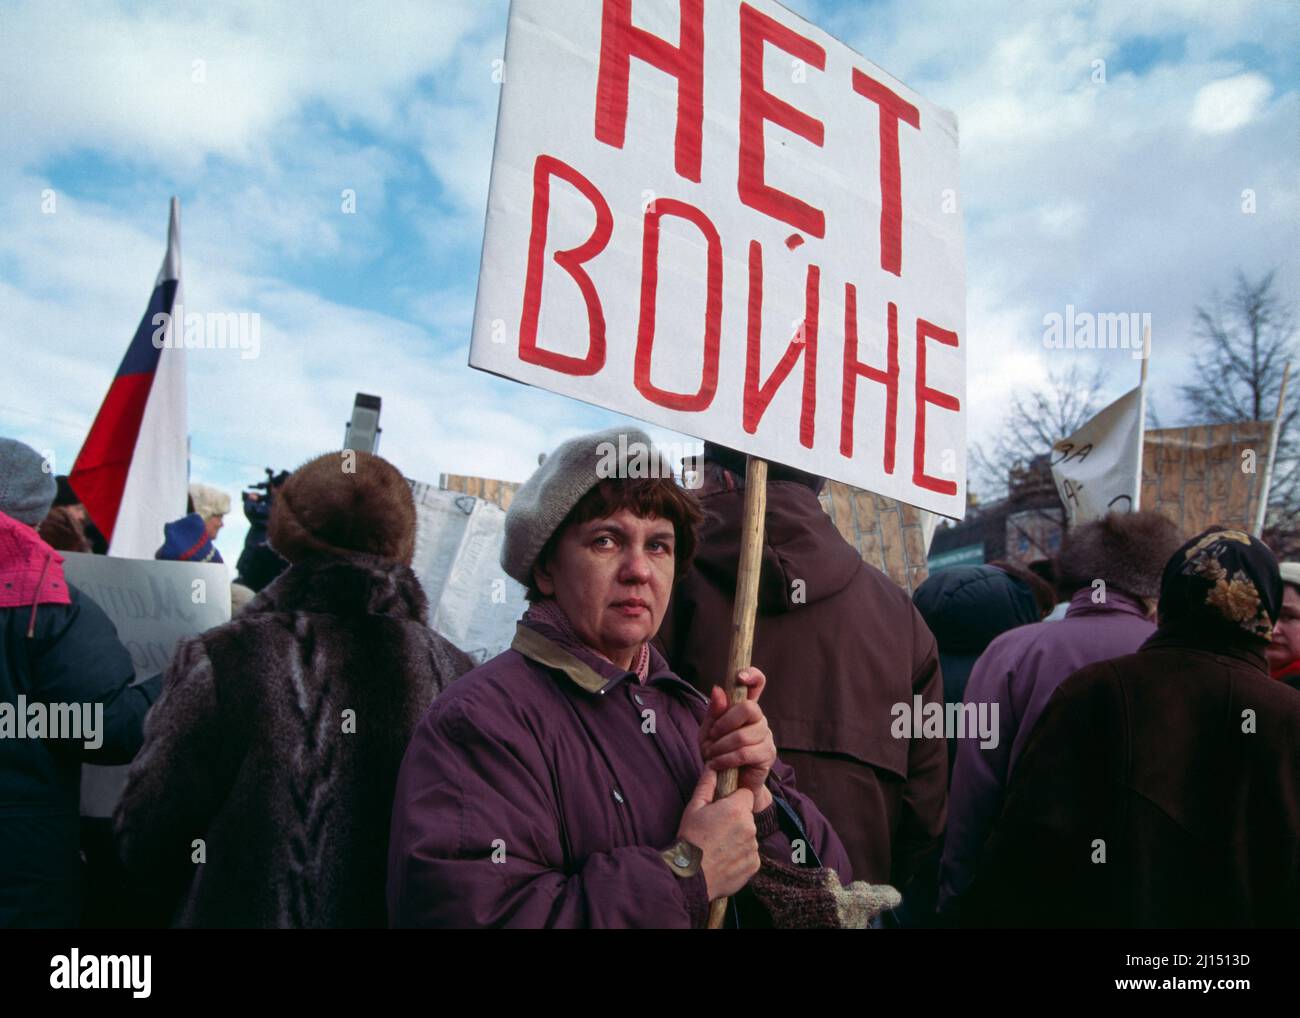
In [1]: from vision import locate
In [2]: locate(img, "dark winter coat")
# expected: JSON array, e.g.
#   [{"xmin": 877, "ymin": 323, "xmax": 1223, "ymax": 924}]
[
  {"xmin": 0, "ymin": 513, "xmax": 159, "ymax": 928},
  {"xmin": 387, "ymin": 613, "xmax": 854, "ymax": 928},
  {"xmin": 963, "ymin": 627, "xmax": 1300, "ymax": 927},
  {"xmin": 657, "ymin": 464, "xmax": 946, "ymax": 889},
  {"xmin": 114, "ymin": 553, "xmax": 473, "ymax": 928},
  {"xmin": 939, "ymin": 587, "xmax": 1155, "ymax": 916}
]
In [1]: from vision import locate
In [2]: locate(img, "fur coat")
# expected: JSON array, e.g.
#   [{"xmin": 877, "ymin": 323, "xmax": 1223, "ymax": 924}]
[{"xmin": 114, "ymin": 553, "xmax": 474, "ymax": 928}]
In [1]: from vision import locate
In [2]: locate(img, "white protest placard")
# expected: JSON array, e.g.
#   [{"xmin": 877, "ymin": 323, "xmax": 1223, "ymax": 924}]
[
  {"xmin": 470, "ymin": 0, "xmax": 966, "ymax": 517},
  {"xmin": 60, "ymin": 553, "xmax": 232, "ymax": 818},
  {"xmin": 408, "ymin": 482, "xmax": 528, "ymax": 664},
  {"xmin": 1050, "ymin": 385, "xmax": 1143, "ymax": 526}
]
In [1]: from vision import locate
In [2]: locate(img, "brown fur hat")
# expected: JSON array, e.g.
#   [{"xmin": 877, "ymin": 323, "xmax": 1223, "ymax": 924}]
[
  {"xmin": 1058, "ymin": 510, "xmax": 1183, "ymax": 600},
  {"xmin": 269, "ymin": 451, "xmax": 416, "ymax": 566}
]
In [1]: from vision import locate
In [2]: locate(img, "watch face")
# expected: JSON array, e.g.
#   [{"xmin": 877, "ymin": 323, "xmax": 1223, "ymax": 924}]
[{"xmin": 662, "ymin": 839, "xmax": 703, "ymax": 877}]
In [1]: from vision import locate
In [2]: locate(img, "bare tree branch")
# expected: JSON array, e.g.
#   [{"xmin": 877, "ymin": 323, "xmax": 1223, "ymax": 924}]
[
  {"xmin": 972, "ymin": 364, "xmax": 1107, "ymax": 501},
  {"xmin": 1179, "ymin": 269, "xmax": 1299, "ymax": 556}
]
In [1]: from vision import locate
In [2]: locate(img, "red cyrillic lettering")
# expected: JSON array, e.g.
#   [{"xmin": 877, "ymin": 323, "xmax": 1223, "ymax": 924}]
[
  {"xmin": 738, "ymin": 3, "xmax": 826, "ymax": 237},
  {"xmin": 852, "ymin": 70, "xmax": 920, "ymax": 277},
  {"xmin": 595, "ymin": 0, "xmax": 704, "ymax": 183},
  {"xmin": 914, "ymin": 317, "xmax": 960, "ymax": 495},
  {"xmin": 840, "ymin": 286, "xmax": 898, "ymax": 472},
  {"xmin": 634, "ymin": 198, "xmax": 722, "ymax": 412},
  {"xmin": 743, "ymin": 241, "xmax": 818, "ymax": 448},
  {"xmin": 519, "ymin": 154, "xmax": 613, "ymax": 377}
]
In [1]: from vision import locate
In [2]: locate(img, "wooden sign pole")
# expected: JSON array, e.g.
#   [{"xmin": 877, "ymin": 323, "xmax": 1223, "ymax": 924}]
[{"xmin": 707, "ymin": 455, "xmax": 768, "ymax": 929}]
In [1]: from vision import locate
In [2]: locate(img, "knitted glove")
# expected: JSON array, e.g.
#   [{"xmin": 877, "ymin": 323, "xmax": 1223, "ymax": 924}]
[{"xmin": 748, "ymin": 855, "xmax": 901, "ymax": 929}]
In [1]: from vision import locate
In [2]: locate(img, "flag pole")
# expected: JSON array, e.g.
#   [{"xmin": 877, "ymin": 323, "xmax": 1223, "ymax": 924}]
[
  {"xmin": 1133, "ymin": 324, "xmax": 1150, "ymax": 511},
  {"xmin": 706, "ymin": 454, "xmax": 767, "ymax": 929},
  {"xmin": 1253, "ymin": 361, "xmax": 1291, "ymax": 537}
]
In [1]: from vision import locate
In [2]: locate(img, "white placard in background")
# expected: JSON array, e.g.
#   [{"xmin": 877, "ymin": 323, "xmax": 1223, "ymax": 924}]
[{"xmin": 61, "ymin": 553, "xmax": 231, "ymax": 818}]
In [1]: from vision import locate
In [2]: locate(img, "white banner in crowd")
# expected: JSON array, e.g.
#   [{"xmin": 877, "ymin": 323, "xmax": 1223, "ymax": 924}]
[
  {"xmin": 408, "ymin": 482, "xmax": 528, "ymax": 665},
  {"xmin": 60, "ymin": 553, "xmax": 232, "ymax": 818},
  {"xmin": 1050, "ymin": 385, "xmax": 1143, "ymax": 527},
  {"xmin": 470, "ymin": 0, "xmax": 966, "ymax": 517}
]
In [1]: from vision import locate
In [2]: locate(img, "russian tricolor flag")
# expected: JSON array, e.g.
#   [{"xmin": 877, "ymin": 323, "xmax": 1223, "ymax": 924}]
[{"xmin": 71, "ymin": 198, "xmax": 188, "ymax": 558}]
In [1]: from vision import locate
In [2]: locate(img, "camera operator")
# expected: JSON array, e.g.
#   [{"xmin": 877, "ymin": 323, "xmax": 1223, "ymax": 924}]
[{"xmin": 235, "ymin": 469, "xmax": 290, "ymax": 594}]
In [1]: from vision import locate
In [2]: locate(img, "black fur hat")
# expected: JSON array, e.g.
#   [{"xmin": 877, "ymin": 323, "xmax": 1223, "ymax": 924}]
[{"xmin": 1057, "ymin": 510, "xmax": 1183, "ymax": 600}]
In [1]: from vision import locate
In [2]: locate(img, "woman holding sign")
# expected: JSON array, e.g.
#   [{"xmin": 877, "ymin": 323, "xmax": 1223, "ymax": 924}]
[{"xmin": 387, "ymin": 428, "xmax": 898, "ymax": 928}]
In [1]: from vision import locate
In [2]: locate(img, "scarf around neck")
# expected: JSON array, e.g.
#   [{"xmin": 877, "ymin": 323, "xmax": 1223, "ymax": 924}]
[
  {"xmin": 524, "ymin": 598, "xmax": 651, "ymax": 683},
  {"xmin": 1272, "ymin": 657, "xmax": 1300, "ymax": 684}
]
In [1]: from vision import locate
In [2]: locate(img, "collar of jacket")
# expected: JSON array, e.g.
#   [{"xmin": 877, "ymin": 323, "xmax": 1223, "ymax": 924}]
[
  {"xmin": 244, "ymin": 552, "xmax": 428, "ymax": 622},
  {"xmin": 1140, "ymin": 623, "xmax": 1269, "ymax": 672},
  {"xmin": 512, "ymin": 619, "xmax": 706, "ymax": 703},
  {"xmin": 1063, "ymin": 586, "xmax": 1149, "ymax": 620}
]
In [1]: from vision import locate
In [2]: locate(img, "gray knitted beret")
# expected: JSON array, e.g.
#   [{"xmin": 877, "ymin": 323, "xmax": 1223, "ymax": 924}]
[
  {"xmin": 0, "ymin": 437, "xmax": 57, "ymax": 525},
  {"xmin": 501, "ymin": 426, "xmax": 673, "ymax": 586}
]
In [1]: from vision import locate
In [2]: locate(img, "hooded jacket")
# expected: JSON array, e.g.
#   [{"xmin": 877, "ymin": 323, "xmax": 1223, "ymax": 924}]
[
  {"xmin": 911, "ymin": 564, "xmax": 1041, "ymax": 710},
  {"xmin": 387, "ymin": 610, "xmax": 854, "ymax": 928},
  {"xmin": 657, "ymin": 464, "xmax": 946, "ymax": 888},
  {"xmin": 113, "ymin": 553, "xmax": 473, "ymax": 927},
  {"xmin": 0, "ymin": 511, "xmax": 159, "ymax": 927}
]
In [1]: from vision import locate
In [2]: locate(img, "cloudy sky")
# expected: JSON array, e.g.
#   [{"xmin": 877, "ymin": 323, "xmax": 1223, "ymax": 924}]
[{"xmin": 1, "ymin": 0, "xmax": 1295, "ymax": 561}]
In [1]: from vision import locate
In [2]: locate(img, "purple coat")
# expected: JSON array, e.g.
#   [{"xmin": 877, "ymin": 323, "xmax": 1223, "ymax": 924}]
[
  {"xmin": 387, "ymin": 616, "xmax": 853, "ymax": 927},
  {"xmin": 939, "ymin": 588, "xmax": 1154, "ymax": 913}
]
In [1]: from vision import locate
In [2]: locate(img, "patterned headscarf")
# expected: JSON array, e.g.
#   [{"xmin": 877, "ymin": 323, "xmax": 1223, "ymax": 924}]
[{"xmin": 1158, "ymin": 527, "xmax": 1282, "ymax": 643}]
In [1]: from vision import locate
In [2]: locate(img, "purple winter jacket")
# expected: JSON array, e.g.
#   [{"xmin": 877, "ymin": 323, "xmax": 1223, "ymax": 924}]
[
  {"xmin": 938, "ymin": 587, "xmax": 1155, "ymax": 914},
  {"xmin": 386, "ymin": 615, "xmax": 853, "ymax": 928}
]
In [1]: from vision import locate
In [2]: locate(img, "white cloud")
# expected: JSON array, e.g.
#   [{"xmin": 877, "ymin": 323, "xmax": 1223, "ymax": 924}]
[
  {"xmin": 0, "ymin": 0, "xmax": 492, "ymax": 168},
  {"xmin": 1037, "ymin": 200, "xmax": 1087, "ymax": 239},
  {"xmin": 1190, "ymin": 72, "xmax": 1273, "ymax": 134}
]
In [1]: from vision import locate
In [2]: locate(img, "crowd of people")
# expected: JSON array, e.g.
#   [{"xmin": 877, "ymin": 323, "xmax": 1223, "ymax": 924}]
[{"xmin": 1, "ymin": 429, "xmax": 1297, "ymax": 928}]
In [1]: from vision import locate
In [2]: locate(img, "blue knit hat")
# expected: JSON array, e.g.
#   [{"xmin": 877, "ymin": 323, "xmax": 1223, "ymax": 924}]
[
  {"xmin": 156, "ymin": 513, "xmax": 223, "ymax": 563},
  {"xmin": 0, "ymin": 437, "xmax": 57, "ymax": 525}
]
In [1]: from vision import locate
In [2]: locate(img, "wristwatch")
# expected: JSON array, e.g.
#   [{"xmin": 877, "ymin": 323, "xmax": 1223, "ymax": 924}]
[{"xmin": 661, "ymin": 838, "xmax": 703, "ymax": 878}]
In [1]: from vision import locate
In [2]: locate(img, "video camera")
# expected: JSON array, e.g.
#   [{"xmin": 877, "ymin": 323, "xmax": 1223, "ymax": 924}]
[{"xmin": 236, "ymin": 468, "xmax": 291, "ymax": 592}]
